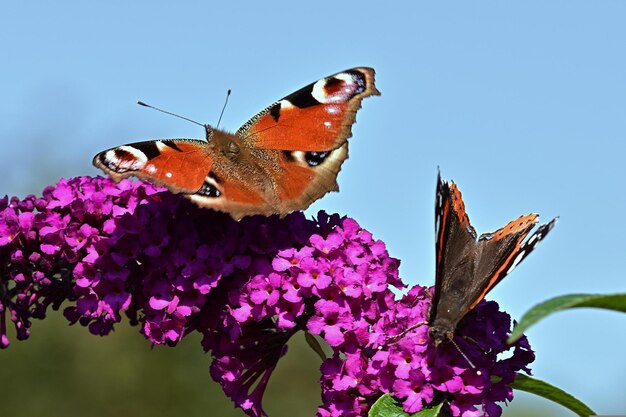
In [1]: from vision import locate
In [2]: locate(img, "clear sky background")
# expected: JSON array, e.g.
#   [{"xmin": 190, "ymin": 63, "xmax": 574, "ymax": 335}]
[{"xmin": 1, "ymin": 2, "xmax": 625, "ymax": 416}]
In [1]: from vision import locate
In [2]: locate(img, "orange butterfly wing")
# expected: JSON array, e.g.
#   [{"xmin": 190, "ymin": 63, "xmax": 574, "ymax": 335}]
[
  {"xmin": 93, "ymin": 140, "xmax": 213, "ymax": 193},
  {"xmin": 237, "ymin": 67, "xmax": 379, "ymax": 151}
]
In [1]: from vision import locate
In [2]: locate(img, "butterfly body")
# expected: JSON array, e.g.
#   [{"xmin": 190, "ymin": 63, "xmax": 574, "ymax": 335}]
[
  {"xmin": 429, "ymin": 173, "xmax": 557, "ymax": 347},
  {"xmin": 94, "ymin": 68, "xmax": 379, "ymax": 220}
]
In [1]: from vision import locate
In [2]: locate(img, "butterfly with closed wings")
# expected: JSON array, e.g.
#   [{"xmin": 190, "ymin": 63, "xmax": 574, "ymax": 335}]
[{"xmin": 428, "ymin": 172, "xmax": 557, "ymax": 347}]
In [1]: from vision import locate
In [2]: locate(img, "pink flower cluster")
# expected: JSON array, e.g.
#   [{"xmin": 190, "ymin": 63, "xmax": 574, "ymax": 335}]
[{"xmin": 0, "ymin": 177, "xmax": 534, "ymax": 417}]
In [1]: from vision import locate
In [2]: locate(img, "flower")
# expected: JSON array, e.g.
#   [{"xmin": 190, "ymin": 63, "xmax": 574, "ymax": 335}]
[{"xmin": 0, "ymin": 176, "xmax": 535, "ymax": 417}]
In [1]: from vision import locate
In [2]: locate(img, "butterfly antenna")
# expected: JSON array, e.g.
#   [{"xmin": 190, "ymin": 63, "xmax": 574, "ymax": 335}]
[
  {"xmin": 216, "ymin": 89, "xmax": 231, "ymax": 129},
  {"xmin": 451, "ymin": 339, "xmax": 482, "ymax": 375},
  {"xmin": 136, "ymin": 101, "xmax": 205, "ymax": 128}
]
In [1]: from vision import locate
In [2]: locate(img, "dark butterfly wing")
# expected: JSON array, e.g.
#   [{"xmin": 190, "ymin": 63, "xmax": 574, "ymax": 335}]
[
  {"xmin": 431, "ymin": 173, "xmax": 478, "ymax": 324},
  {"xmin": 465, "ymin": 215, "xmax": 558, "ymax": 312}
]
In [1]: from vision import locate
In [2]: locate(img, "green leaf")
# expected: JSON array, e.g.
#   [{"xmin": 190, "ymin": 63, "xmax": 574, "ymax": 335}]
[
  {"xmin": 368, "ymin": 394, "xmax": 445, "ymax": 417},
  {"xmin": 304, "ymin": 331, "xmax": 327, "ymax": 361},
  {"xmin": 411, "ymin": 403, "xmax": 446, "ymax": 417},
  {"xmin": 368, "ymin": 395, "xmax": 406, "ymax": 417},
  {"xmin": 511, "ymin": 374, "xmax": 596, "ymax": 417},
  {"xmin": 508, "ymin": 293, "xmax": 626, "ymax": 343}
]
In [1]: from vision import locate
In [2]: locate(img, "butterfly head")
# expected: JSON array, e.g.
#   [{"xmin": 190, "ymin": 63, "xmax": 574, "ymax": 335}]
[
  {"xmin": 204, "ymin": 124, "xmax": 214, "ymax": 142},
  {"xmin": 428, "ymin": 324, "xmax": 454, "ymax": 347}
]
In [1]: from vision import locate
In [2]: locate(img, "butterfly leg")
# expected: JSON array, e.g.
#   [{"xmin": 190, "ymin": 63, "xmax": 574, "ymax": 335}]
[
  {"xmin": 461, "ymin": 335, "xmax": 488, "ymax": 355},
  {"xmin": 386, "ymin": 321, "xmax": 428, "ymax": 345}
]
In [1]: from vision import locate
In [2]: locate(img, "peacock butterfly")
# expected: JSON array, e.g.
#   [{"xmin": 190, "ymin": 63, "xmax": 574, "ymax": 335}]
[
  {"xmin": 428, "ymin": 172, "xmax": 557, "ymax": 347},
  {"xmin": 93, "ymin": 67, "xmax": 379, "ymax": 220}
]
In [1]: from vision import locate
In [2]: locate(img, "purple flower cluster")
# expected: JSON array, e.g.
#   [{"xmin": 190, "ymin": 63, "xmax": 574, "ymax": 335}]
[
  {"xmin": 216, "ymin": 222, "xmax": 534, "ymax": 417},
  {"xmin": 0, "ymin": 176, "xmax": 534, "ymax": 417},
  {"xmin": 0, "ymin": 177, "xmax": 163, "ymax": 346},
  {"xmin": 370, "ymin": 288, "xmax": 534, "ymax": 417},
  {"xmin": 207, "ymin": 214, "xmax": 404, "ymax": 416}
]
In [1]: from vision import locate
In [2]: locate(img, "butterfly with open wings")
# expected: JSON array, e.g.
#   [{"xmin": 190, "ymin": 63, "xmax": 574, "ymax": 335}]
[{"xmin": 93, "ymin": 68, "xmax": 379, "ymax": 220}]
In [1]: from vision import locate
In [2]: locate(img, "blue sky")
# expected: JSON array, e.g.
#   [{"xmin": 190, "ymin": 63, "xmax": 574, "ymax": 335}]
[{"xmin": 2, "ymin": 1, "xmax": 625, "ymax": 415}]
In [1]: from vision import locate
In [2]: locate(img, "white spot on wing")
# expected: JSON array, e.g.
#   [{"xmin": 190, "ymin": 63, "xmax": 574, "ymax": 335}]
[
  {"xmin": 507, "ymin": 250, "xmax": 526, "ymax": 274},
  {"xmin": 118, "ymin": 146, "xmax": 147, "ymax": 161},
  {"xmin": 156, "ymin": 141, "xmax": 167, "ymax": 152},
  {"xmin": 189, "ymin": 194, "xmax": 217, "ymax": 206},
  {"xmin": 204, "ymin": 175, "xmax": 221, "ymax": 191},
  {"xmin": 105, "ymin": 146, "xmax": 148, "ymax": 171},
  {"xmin": 291, "ymin": 151, "xmax": 307, "ymax": 164},
  {"xmin": 435, "ymin": 193, "xmax": 443, "ymax": 239},
  {"xmin": 326, "ymin": 105, "xmax": 340, "ymax": 115},
  {"xmin": 333, "ymin": 72, "xmax": 355, "ymax": 87},
  {"xmin": 311, "ymin": 73, "xmax": 358, "ymax": 104},
  {"xmin": 104, "ymin": 150, "xmax": 116, "ymax": 160},
  {"xmin": 279, "ymin": 99, "xmax": 294, "ymax": 109},
  {"xmin": 311, "ymin": 79, "xmax": 330, "ymax": 103}
]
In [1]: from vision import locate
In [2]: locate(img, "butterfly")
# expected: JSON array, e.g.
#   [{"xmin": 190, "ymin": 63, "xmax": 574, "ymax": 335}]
[
  {"xmin": 428, "ymin": 172, "xmax": 557, "ymax": 347},
  {"xmin": 93, "ymin": 67, "xmax": 379, "ymax": 220}
]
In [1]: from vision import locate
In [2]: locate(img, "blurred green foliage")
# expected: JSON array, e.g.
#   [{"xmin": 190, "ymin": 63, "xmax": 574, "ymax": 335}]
[
  {"xmin": 0, "ymin": 311, "xmax": 321, "ymax": 417},
  {"xmin": 0, "ymin": 310, "xmax": 571, "ymax": 417}
]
